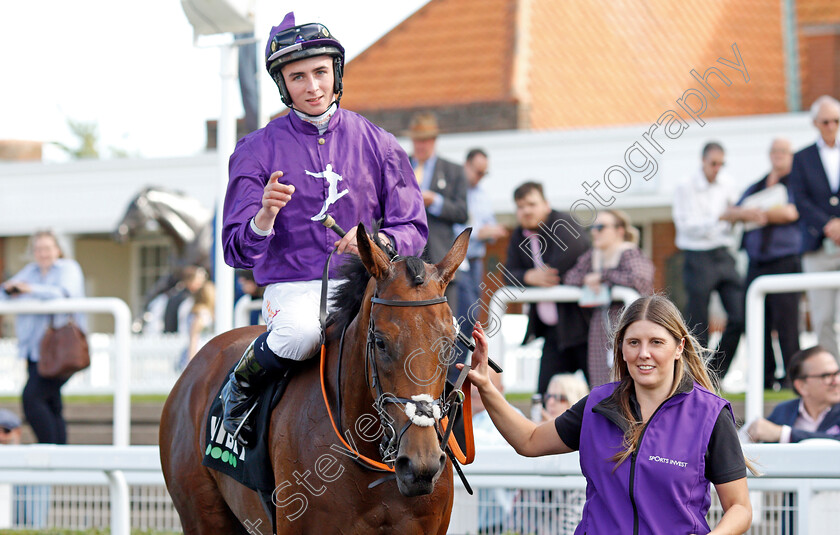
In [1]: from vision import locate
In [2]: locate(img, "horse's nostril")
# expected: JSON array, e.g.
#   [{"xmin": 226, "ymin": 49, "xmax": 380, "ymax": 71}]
[
  {"xmin": 439, "ymin": 453, "xmax": 446, "ymax": 469},
  {"xmin": 395, "ymin": 456, "xmax": 412, "ymax": 478}
]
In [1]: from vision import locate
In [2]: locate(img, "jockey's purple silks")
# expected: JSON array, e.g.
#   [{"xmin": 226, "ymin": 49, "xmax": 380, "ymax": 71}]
[{"xmin": 222, "ymin": 107, "xmax": 428, "ymax": 286}]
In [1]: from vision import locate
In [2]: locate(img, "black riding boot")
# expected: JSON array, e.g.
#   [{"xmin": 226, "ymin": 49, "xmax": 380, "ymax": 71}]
[{"xmin": 221, "ymin": 338, "xmax": 272, "ymax": 447}]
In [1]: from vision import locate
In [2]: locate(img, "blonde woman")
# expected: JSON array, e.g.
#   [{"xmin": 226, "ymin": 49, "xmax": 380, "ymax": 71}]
[
  {"xmin": 184, "ymin": 281, "xmax": 216, "ymax": 366},
  {"xmin": 564, "ymin": 210, "xmax": 654, "ymax": 387},
  {"xmin": 542, "ymin": 373, "xmax": 590, "ymax": 421},
  {"xmin": 463, "ymin": 296, "xmax": 752, "ymax": 534},
  {"xmin": 0, "ymin": 230, "xmax": 85, "ymax": 444}
]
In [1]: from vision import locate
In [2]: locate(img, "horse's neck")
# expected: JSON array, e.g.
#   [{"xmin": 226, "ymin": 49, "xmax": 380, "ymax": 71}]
[{"xmin": 330, "ymin": 300, "xmax": 381, "ymax": 457}]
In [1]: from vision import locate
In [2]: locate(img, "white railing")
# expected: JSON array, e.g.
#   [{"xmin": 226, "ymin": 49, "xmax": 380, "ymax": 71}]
[
  {"xmin": 0, "ymin": 442, "xmax": 837, "ymax": 534},
  {"xmin": 452, "ymin": 442, "xmax": 840, "ymax": 534},
  {"xmin": 487, "ymin": 285, "xmax": 641, "ymax": 392},
  {"xmin": 0, "ymin": 298, "xmax": 132, "ymax": 446},
  {"xmin": 745, "ymin": 271, "xmax": 840, "ymax": 423},
  {"xmin": 234, "ymin": 294, "xmax": 263, "ymax": 328},
  {"xmin": 0, "ymin": 445, "xmax": 160, "ymax": 535}
]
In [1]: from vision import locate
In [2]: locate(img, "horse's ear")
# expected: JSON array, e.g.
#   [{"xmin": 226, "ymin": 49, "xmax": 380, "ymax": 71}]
[
  {"xmin": 357, "ymin": 223, "xmax": 391, "ymax": 280},
  {"xmin": 435, "ymin": 228, "xmax": 471, "ymax": 286}
]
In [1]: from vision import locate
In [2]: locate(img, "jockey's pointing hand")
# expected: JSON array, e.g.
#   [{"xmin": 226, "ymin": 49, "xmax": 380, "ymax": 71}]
[{"xmin": 255, "ymin": 171, "xmax": 294, "ymax": 232}]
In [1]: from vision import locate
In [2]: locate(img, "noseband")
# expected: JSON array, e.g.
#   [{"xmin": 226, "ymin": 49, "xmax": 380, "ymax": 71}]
[{"xmin": 367, "ymin": 295, "xmax": 450, "ymax": 464}]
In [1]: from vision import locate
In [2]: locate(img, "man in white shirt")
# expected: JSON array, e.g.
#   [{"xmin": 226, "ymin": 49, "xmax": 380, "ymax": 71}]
[
  {"xmin": 673, "ymin": 142, "xmax": 753, "ymax": 380},
  {"xmin": 790, "ymin": 95, "xmax": 840, "ymax": 358}
]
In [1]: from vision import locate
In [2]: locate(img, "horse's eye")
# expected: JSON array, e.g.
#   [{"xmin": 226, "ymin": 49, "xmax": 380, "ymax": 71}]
[{"xmin": 375, "ymin": 337, "xmax": 386, "ymax": 350}]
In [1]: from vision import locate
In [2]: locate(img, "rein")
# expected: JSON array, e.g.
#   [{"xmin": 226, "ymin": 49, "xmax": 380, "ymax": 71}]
[{"xmin": 317, "ymin": 248, "xmax": 475, "ymax": 483}]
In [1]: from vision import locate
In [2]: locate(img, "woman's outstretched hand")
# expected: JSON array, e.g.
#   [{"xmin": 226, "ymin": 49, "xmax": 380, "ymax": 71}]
[{"xmin": 457, "ymin": 322, "xmax": 492, "ymax": 391}]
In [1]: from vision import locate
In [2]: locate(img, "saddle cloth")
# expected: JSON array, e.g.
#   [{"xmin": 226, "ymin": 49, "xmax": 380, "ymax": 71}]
[{"xmin": 201, "ymin": 363, "xmax": 290, "ymax": 493}]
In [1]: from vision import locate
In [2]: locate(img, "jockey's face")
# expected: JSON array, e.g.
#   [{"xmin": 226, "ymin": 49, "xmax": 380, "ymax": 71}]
[{"xmin": 281, "ymin": 55, "xmax": 335, "ymax": 115}]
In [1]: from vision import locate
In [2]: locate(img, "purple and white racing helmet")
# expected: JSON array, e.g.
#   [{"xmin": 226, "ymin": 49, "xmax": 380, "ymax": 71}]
[{"xmin": 265, "ymin": 12, "xmax": 345, "ymax": 108}]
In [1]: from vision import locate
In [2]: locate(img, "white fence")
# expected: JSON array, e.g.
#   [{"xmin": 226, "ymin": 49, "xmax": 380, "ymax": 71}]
[
  {"xmin": 0, "ymin": 442, "xmax": 837, "ymax": 534},
  {"xmin": 745, "ymin": 271, "xmax": 840, "ymax": 424},
  {"xmin": 0, "ymin": 298, "xmax": 132, "ymax": 446},
  {"xmin": 487, "ymin": 285, "xmax": 641, "ymax": 393}
]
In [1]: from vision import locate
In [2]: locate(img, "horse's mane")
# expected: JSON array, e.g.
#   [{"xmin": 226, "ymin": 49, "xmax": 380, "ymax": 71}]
[
  {"xmin": 327, "ymin": 225, "xmax": 427, "ymax": 332},
  {"xmin": 327, "ymin": 255, "xmax": 371, "ymax": 331}
]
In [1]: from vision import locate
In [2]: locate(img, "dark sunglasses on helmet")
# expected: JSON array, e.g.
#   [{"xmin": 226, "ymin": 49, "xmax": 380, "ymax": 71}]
[{"xmin": 269, "ymin": 23, "xmax": 333, "ymax": 56}]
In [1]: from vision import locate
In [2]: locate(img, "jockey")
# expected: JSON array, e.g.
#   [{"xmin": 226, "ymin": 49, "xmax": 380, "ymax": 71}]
[{"xmin": 220, "ymin": 12, "xmax": 428, "ymax": 446}]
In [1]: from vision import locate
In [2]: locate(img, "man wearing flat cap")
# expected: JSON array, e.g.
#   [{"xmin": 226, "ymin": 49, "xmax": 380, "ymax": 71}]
[{"xmin": 408, "ymin": 112, "xmax": 469, "ymax": 313}]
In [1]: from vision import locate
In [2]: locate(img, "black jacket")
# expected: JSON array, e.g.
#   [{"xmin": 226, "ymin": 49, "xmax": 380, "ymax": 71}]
[{"xmin": 505, "ymin": 210, "xmax": 591, "ymax": 350}]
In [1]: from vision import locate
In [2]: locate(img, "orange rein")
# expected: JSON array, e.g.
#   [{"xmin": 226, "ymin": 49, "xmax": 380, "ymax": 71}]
[{"xmin": 318, "ymin": 344, "xmax": 476, "ymax": 472}]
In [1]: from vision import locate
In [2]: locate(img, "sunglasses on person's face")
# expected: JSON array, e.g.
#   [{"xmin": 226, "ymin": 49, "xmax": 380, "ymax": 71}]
[
  {"xmin": 590, "ymin": 224, "xmax": 617, "ymax": 232},
  {"xmin": 544, "ymin": 393, "xmax": 568, "ymax": 403}
]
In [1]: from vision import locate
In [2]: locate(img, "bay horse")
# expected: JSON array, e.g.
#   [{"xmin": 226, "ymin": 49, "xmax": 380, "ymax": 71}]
[{"xmin": 160, "ymin": 225, "xmax": 470, "ymax": 534}]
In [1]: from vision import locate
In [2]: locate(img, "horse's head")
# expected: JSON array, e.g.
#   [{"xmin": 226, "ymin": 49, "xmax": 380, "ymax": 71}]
[
  {"xmin": 356, "ymin": 224, "xmax": 470, "ymax": 497},
  {"xmin": 113, "ymin": 188, "xmax": 155, "ymax": 242},
  {"xmin": 113, "ymin": 187, "xmax": 213, "ymax": 248}
]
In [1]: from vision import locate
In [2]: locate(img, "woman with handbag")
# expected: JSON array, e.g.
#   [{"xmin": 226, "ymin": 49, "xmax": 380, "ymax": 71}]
[
  {"xmin": 1, "ymin": 230, "xmax": 86, "ymax": 444},
  {"xmin": 564, "ymin": 210, "xmax": 654, "ymax": 387}
]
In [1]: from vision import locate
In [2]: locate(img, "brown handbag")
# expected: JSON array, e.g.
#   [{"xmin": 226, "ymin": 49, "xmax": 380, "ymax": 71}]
[{"xmin": 38, "ymin": 317, "xmax": 90, "ymax": 379}]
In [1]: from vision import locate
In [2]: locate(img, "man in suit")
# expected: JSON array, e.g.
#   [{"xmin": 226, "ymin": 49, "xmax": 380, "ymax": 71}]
[
  {"xmin": 408, "ymin": 112, "xmax": 469, "ymax": 315},
  {"xmin": 790, "ymin": 95, "xmax": 840, "ymax": 358},
  {"xmin": 747, "ymin": 345, "xmax": 840, "ymax": 443},
  {"xmin": 504, "ymin": 182, "xmax": 591, "ymax": 394}
]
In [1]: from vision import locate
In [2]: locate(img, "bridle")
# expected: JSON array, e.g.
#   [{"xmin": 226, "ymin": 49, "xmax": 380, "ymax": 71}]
[
  {"xmin": 366, "ymin": 295, "xmax": 451, "ymax": 465},
  {"xmin": 318, "ymin": 246, "xmax": 474, "ymax": 491}
]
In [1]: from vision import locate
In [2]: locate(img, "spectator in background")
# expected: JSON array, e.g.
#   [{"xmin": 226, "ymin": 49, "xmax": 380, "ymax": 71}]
[
  {"xmin": 0, "ymin": 409, "xmax": 22, "ymax": 445},
  {"xmin": 0, "ymin": 409, "xmax": 45, "ymax": 529},
  {"xmin": 182, "ymin": 280, "xmax": 216, "ymax": 368},
  {"xmin": 408, "ymin": 112, "xmax": 469, "ymax": 314},
  {"xmin": 564, "ymin": 210, "xmax": 655, "ymax": 387},
  {"xmin": 163, "ymin": 265, "xmax": 207, "ymax": 335},
  {"xmin": 235, "ymin": 269, "xmax": 264, "ymax": 326},
  {"xmin": 542, "ymin": 373, "xmax": 590, "ymax": 421},
  {"xmin": 0, "ymin": 230, "xmax": 85, "ymax": 445},
  {"xmin": 736, "ymin": 138, "xmax": 801, "ymax": 389},
  {"xmin": 453, "ymin": 148, "xmax": 508, "ymax": 380},
  {"xmin": 747, "ymin": 346, "xmax": 840, "ymax": 443},
  {"xmin": 789, "ymin": 95, "xmax": 840, "ymax": 359},
  {"xmin": 505, "ymin": 181, "xmax": 590, "ymax": 394},
  {"xmin": 673, "ymin": 141, "xmax": 745, "ymax": 381}
]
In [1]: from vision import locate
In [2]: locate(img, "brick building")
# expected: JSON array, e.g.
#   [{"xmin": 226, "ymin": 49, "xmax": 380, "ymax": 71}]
[{"xmin": 338, "ymin": 0, "xmax": 840, "ymax": 298}]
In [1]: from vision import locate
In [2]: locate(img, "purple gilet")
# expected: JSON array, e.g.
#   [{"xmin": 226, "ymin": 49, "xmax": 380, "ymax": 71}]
[
  {"xmin": 223, "ymin": 107, "xmax": 428, "ymax": 285},
  {"xmin": 577, "ymin": 381, "xmax": 730, "ymax": 535}
]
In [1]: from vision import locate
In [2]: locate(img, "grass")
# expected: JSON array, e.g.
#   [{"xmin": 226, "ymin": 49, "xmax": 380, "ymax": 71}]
[{"xmin": 0, "ymin": 394, "xmax": 170, "ymax": 404}]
